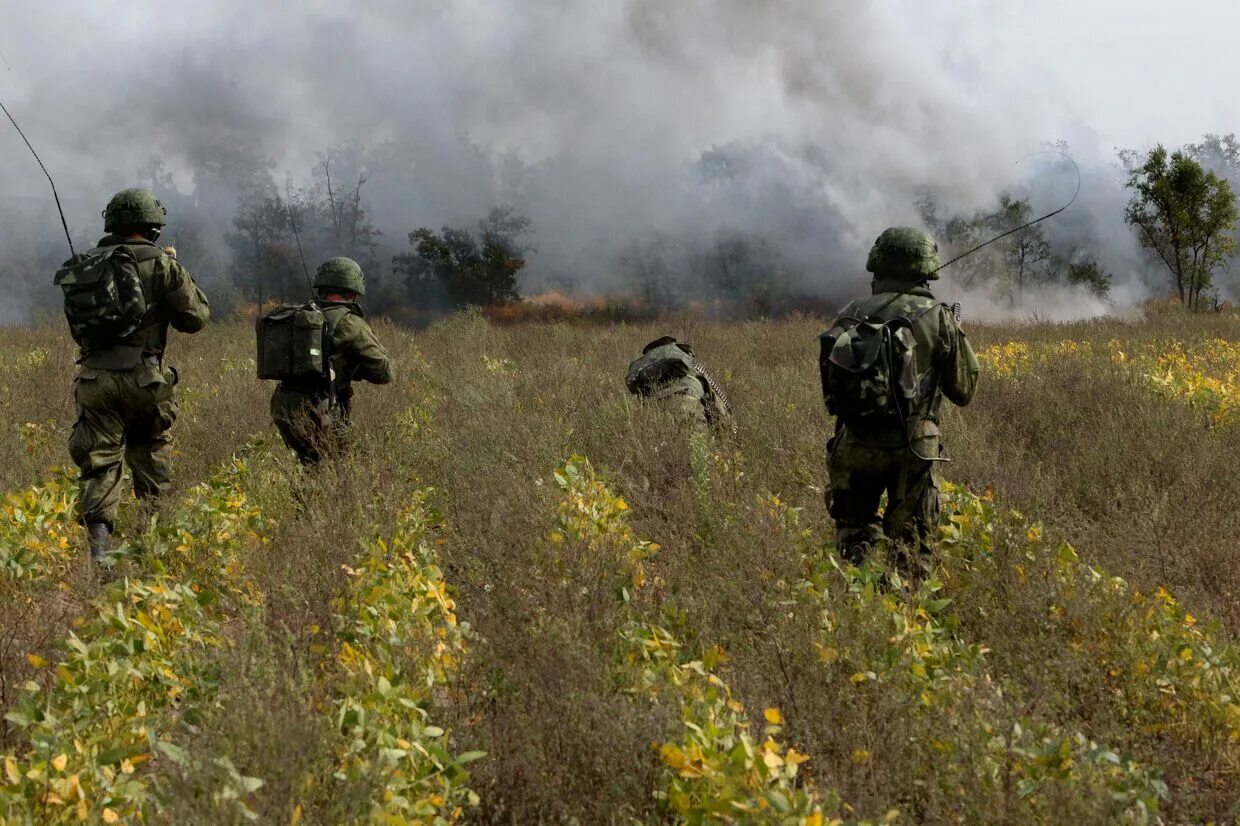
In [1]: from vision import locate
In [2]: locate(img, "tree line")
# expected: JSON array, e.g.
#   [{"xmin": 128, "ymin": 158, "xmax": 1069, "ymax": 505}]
[
  {"xmin": 5, "ymin": 132, "xmax": 1235, "ymax": 324},
  {"xmin": 219, "ymin": 134, "xmax": 1240, "ymax": 317}
]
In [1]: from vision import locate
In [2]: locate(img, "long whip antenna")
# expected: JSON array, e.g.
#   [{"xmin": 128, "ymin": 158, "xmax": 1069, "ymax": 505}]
[
  {"xmin": 0, "ymin": 97, "xmax": 75, "ymax": 257},
  {"xmin": 932, "ymin": 149, "xmax": 1081, "ymax": 274},
  {"xmin": 283, "ymin": 183, "xmax": 313, "ymax": 292}
]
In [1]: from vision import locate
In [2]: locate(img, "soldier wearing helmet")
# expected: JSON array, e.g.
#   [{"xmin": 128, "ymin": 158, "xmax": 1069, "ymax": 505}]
[
  {"xmin": 819, "ymin": 227, "xmax": 979, "ymax": 576},
  {"xmin": 270, "ymin": 256, "xmax": 393, "ymax": 464},
  {"xmin": 66, "ymin": 188, "xmax": 210, "ymax": 560}
]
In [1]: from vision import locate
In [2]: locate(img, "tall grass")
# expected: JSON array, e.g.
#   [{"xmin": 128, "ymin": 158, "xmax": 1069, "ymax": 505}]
[{"xmin": 0, "ymin": 309, "xmax": 1238, "ymax": 822}]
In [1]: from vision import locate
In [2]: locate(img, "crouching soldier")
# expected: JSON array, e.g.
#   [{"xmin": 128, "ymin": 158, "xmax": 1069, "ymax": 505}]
[
  {"xmin": 626, "ymin": 336, "xmax": 732, "ymax": 432},
  {"xmin": 820, "ymin": 227, "xmax": 978, "ymax": 575},
  {"xmin": 56, "ymin": 188, "xmax": 210, "ymax": 560},
  {"xmin": 268, "ymin": 257, "xmax": 393, "ymax": 464}
]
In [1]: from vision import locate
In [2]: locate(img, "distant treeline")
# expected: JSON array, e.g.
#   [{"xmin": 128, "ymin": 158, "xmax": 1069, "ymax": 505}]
[{"xmin": 3, "ymin": 133, "xmax": 1239, "ymax": 324}]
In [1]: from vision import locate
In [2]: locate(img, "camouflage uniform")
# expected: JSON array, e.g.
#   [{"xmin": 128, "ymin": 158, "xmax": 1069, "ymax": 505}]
[
  {"xmin": 821, "ymin": 228, "xmax": 979, "ymax": 567},
  {"xmin": 626, "ymin": 337, "xmax": 732, "ymax": 432},
  {"xmin": 271, "ymin": 258, "xmax": 393, "ymax": 464},
  {"xmin": 66, "ymin": 191, "xmax": 210, "ymax": 544}
]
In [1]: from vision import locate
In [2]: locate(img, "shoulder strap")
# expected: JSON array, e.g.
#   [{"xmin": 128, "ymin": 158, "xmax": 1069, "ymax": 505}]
[
  {"xmin": 317, "ymin": 303, "xmax": 360, "ymax": 407},
  {"xmin": 320, "ymin": 303, "xmax": 356, "ymax": 337}
]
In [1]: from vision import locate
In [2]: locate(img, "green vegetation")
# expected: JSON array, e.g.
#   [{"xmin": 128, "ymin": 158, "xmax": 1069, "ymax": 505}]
[
  {"xmin": 1123, "ymin": 145, "xmax": 1239, "ymax": 310},
  {"xmin": 3, "ymin": 311, "xmax": 1240, "ymax": 822}
]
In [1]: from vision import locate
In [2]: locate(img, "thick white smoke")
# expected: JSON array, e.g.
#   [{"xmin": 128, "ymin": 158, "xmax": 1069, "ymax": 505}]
[{"xmin": 0, "ymin": 0, "xmax": 1226, "ymax": 320}]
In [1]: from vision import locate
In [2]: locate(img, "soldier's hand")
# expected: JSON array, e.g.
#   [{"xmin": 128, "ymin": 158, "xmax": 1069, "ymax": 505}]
[{"xmin": 163, "ymin": 245, "xmax": 178, "ymax": 260}]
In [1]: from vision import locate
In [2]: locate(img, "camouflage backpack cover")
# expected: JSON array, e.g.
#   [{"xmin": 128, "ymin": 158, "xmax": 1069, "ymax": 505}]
[
  {"xmin": 627, "ymin": 336, "xmax": 733, "ymax": 430},
  {"xmin": 626, "ymin": 336, "xmax": 696, "ymax": 395},
  {"xmin": 819, "ymin": 294, "xmax": 940, "ymax": 426},
  {"xmin": 54, "ymin": 244, "xmax": 162, "ymax": 349}
]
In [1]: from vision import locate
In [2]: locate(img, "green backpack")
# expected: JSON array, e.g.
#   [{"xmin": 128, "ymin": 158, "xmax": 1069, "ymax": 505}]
[
  {"xmin": 819, "ymin": 297, "xmax": 938, "ymax": 426},
  {"xmin": 256, "ymin": 302, "xmax": 332, "ymax": 382},
  {"xmin": 53, "ymin": 245, "xmax": 161, "ymax": 349}
]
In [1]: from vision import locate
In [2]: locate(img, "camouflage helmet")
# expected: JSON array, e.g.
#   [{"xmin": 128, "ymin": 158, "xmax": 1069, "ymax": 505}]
[
  {"xmin": 102, "ymin": 188, "xmax": 167, "ymax": 232},
  {"xmin": 314, "ymin": 256, "xmax": 366, "ymax": 296},
  {"xmin": 865, "ymin": 226, "xmax": 940, "ymax": 280}
]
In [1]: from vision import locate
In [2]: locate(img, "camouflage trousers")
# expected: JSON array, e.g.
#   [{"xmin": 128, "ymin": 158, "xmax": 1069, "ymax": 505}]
[
  {"xmin": 271, "ymin": 387, "xmax": 349, "ymax": 466},
  {"xmin": 68, "ymin": 365, "xmax": 179, "ymax": 529},
  {"xmin": 826, "ymin": 429, "xmax": 941, "ymax": 568}
]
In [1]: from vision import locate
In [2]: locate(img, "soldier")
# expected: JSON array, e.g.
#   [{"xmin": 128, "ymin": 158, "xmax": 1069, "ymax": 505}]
[
  {"xmin": 626, "ymin": 335, "xmax": 732, "ymax": 432},
  {"xmin": 61, "ymin": 188, "xmax": 210, "ymax": 560},
  {"xmin": 270, "ymin": 257, "xmax": 393, "ymax": 464},
  {"xmin": 819, "ymin": 227, "xmax": 979, "ymax": 574}
]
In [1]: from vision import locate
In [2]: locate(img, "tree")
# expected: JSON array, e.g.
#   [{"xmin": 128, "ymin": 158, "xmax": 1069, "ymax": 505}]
[
  {"xmin": 918, "ymin": 193, "xmax": 993, "ymax": 290},
  {"xmin": 1187, "ymin": 133, "xmax": 1240, "ymax": 173},
  {"xmin": 315, "ymin": 158, "xmax": 382, "ymax": 274},
  {"xmin": 1066, "ymin": 258, "xmax": 1112, "ymax": 299},
  {"xmin": 1123, "ymin": 145, "xmax": 1238, "ymax": 310},
  {"xmin": 988, "ymin": 194, "xmax": 1053, "ymax": 302},
  {"xmin": 394, "ymin": 207, "xmax": 530, "ymax": 309},
  {"xmin": 226, "ymin": 191, "xmax": 302, "ymax": 307}
]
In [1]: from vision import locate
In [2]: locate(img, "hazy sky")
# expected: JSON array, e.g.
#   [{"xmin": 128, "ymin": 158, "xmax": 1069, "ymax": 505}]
[
  {"xmin": 0, "ymin": 0, "xmax": 1235, "ymax": 315},
  {"xmin": 918, "ymin": 1, "xmax": 1240, "ymax": 153}
]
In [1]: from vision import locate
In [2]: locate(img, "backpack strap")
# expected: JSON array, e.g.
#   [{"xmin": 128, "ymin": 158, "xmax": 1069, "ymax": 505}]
[{"xmin": 319, "ymin": 303, "xmax": 361, "ymax": 410}]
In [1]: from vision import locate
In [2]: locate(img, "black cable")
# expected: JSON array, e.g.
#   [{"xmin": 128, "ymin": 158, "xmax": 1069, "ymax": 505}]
[
  {"xmin": 0, "ymin": 97, "xmax": 75, "ymax": 258},
  {"xmin": 932, "ymin": 149, "xmax": 1081, "ymax": 274},
  {"xmin": 283, "ymin": 184, "xmax": 313, "ymax": 293}
]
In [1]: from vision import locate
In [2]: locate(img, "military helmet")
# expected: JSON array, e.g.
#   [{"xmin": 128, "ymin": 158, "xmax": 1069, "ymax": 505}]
[
  {"xmin": 103, "ymin": 188, "xmax": 167, "ymax": 232},
  {"xmin": 865, "ymin": 226, "xmax": 940, "ymax": 280},
  {"xmin": 314, "ymin": 256, "xmax": 366, "ymax": 296}
]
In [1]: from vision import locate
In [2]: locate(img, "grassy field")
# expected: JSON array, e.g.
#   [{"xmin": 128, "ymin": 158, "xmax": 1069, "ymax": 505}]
[{"xmin": 2, "ymin": 310, "xmax": 1240, "ymax": 823}]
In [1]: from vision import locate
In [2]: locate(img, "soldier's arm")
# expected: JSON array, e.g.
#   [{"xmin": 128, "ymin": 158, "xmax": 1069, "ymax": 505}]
[
  {"xmin": 336, "ymin": 315, "xmax": 395, "ymax": 385},
  {"xmin": 156, "ymin": 255, "xmax": 210, "ymax": 333},
  {"xmin": 938, "ymin": 311, "xmax": 979, "ymax": 407}
]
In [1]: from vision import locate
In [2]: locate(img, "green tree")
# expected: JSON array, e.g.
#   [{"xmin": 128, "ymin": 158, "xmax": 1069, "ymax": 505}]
[
  {"xmin": 1066, "ymin": 258, "xmax": 1112, "ymax": 299},
  {"xmin": 988, "ymin": 193, "xmax": 1053, "ymax": 302},
  {"xmin": 1123, "ymin": 145, "xmax": 1238, "ymax": 310},
  {"xmin": 394, "ymin": 207, "xmax": 530, "ymax": 309}
]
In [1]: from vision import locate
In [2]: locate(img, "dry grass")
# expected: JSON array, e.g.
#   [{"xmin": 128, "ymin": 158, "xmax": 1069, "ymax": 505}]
[{"xmin": 2, "ymin": 308, "xmax": 1240, "ymax": 822}]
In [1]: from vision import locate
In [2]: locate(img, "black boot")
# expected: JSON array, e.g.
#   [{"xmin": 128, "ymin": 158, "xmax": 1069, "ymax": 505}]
[{"xmin": 87, "ymin": 522, "xmax": 112, "ymax": 561}]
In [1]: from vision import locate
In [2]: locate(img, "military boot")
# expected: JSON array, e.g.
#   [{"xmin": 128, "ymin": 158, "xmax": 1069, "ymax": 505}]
[{"xmin": 87, "ymin": 522, "xmax": 112, "ymax": 561}]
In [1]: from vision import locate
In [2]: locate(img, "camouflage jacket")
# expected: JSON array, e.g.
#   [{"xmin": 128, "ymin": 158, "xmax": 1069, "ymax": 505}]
[
  {"xmin": 280, "ymin": 302, "xmax": 394, "ymax": 411},
  {"xmin": 78, "ymin": 236, "xmax": 210, "ymax": 370},
  {"xmin": 822, "ymin": 279, "xmax": 978, "ymax": 444}
]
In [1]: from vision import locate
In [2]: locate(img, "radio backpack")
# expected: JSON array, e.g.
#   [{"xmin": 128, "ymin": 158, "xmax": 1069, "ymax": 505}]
[
  {"xmin": 256, "ymin": 302, "xmax": 332, "ymax": 382},
  {"xmin": 53, "ymin": 245, "xmax": 161, "ymax": 349},
  {"xmin": 819, "ymin": 296, "xmax": 940, "ymax": 426}
]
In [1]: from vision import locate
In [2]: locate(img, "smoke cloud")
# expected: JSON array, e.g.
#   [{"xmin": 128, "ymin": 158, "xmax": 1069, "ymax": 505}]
[{"xmin": 0, "ymin": 0, "xmax": 1219, "ymax": 322}]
